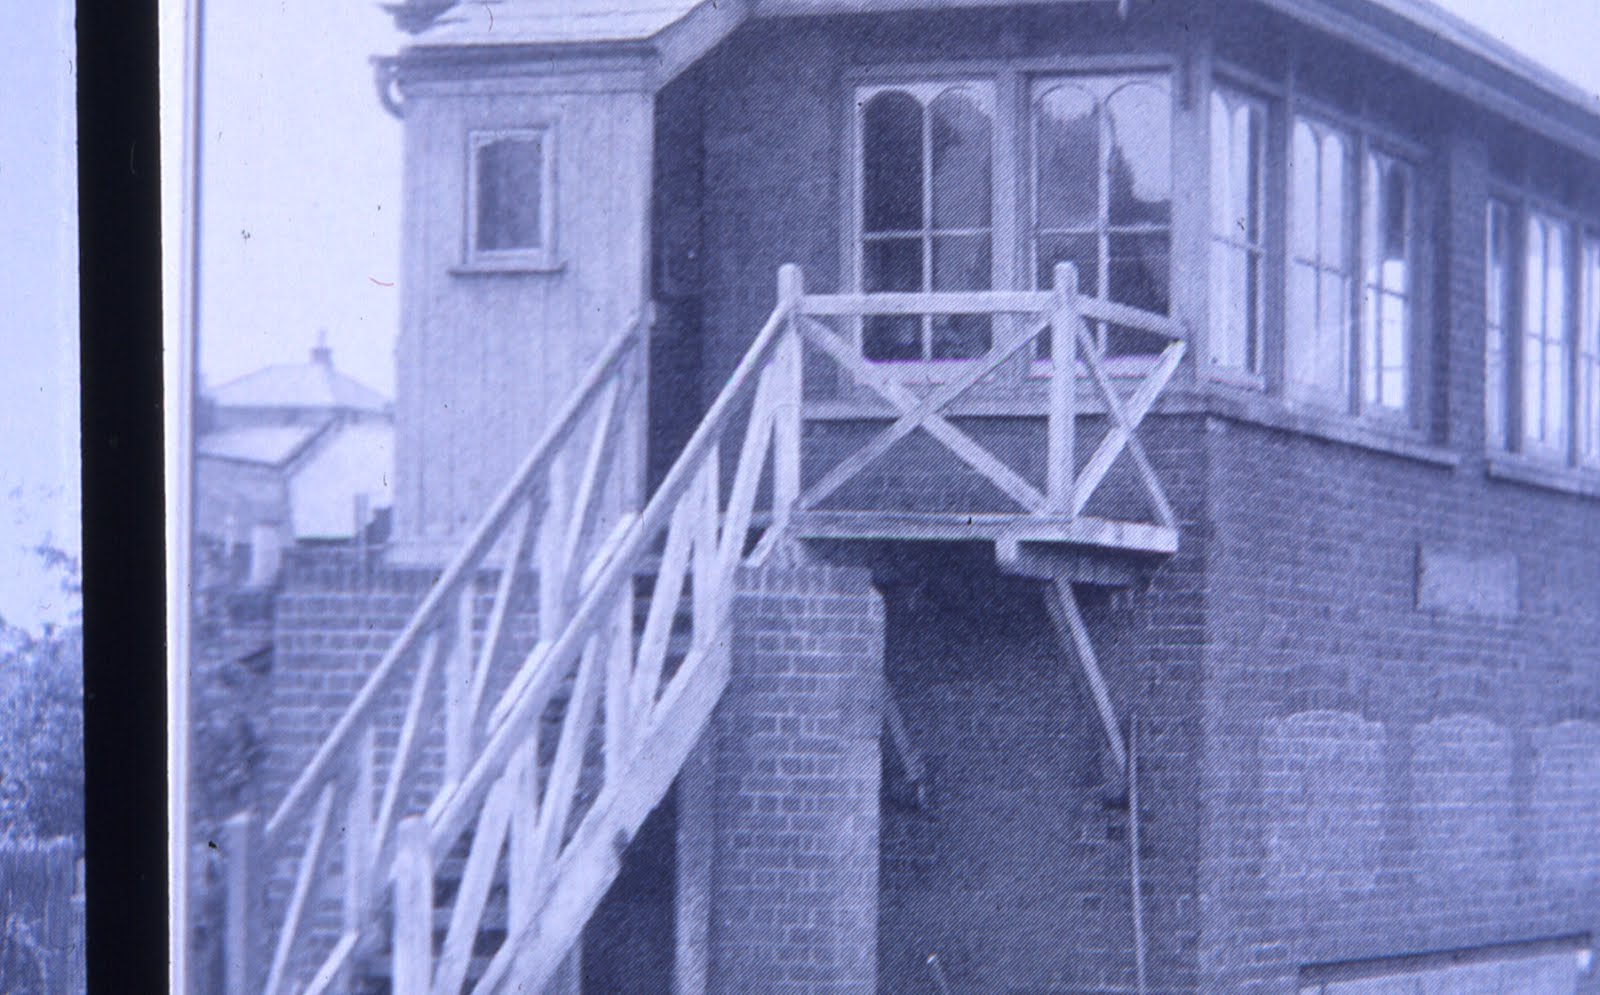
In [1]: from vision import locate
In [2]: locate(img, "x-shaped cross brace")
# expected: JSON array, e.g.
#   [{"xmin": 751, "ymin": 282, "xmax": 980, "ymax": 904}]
[{"xmin": 796, "ymin": 312, "xmax": 1052, "ymax": 512}]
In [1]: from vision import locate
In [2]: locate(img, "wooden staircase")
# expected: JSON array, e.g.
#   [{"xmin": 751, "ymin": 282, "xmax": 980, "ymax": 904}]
[{"xmin": 221, "ymin": 263, "xmax": 1186, "ymax": 995}]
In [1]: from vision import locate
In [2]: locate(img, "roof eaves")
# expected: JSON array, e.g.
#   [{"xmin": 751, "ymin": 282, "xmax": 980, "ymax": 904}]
[{"xmin": 1255, "ymin": 0, "xmax": 1600, "ymax": 161}]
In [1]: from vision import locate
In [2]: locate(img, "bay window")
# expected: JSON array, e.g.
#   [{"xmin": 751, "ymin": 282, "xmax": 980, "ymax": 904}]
[
  {"xmin": 1209, "ymin": 89, "xmax": 1267, "ymax": 375},
  {"xmin": 1524, "ymin": 212, "xmax": 1572, "ymax": 455},
  {"xmin": 1485, "ymin": 200, "xmax": 1515, "ymax": 449},
  {"xmin": 1287, "ymin": 118, "xmax": 1356, "ymax": 407},
  {"xmin": 857, "ymin": 82, "xmax": 996, "ymax": 362},
  {"xmin": 1485, "ymin": 200, "xmax": 1600, "ymax": 471},
  {"xmin": 1031, "ymin": 73, "xmax": 1172, "ymax": 357},
  {"xmin": 1281, "ymin": 114, "xmax": 1417, "ymax": 417}
]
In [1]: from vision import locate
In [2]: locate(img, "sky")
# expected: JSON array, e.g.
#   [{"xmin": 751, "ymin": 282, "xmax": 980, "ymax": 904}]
[{"xmin": 0, "ymin": 0, "xmax": 81, "ymax": 633}]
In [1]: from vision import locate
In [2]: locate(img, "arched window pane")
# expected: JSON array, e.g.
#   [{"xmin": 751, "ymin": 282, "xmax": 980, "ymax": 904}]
[
  {"xmin": 863, "ymin": 91, "xmax": 923, "ymax": 234},
  {"xmin": 1291, "ymin": 122, "xmax": 1319, "ymax": 260},
  {"xmin": 1034, "ymin": 86, "xmax": 1099, "ymax": 231},
  {"xmin": 1317, "ymin": 131, "xmax": 1348, "ymax": 265},
  {"xmin": 929, "ymin": 88, "xmax": 992, "ymax": 230},
  {"xmin": 1106, "ymin": 80, "xmax": 1171, "ymax": 226}
]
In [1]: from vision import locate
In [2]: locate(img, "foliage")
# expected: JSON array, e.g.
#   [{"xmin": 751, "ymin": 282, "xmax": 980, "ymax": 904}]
[{"xmin": 0, "ymin": 545, "xmax": 84, "ymax": 846}]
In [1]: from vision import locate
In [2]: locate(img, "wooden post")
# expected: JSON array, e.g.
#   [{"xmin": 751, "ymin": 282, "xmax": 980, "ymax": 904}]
[
  {"xmin": 772, "ymin": 264, "xmax": 804, "ymax": 531},
  {"xmin": 343, "ymin": 725, "xmax": 376, "ymax": 944},
  {"xmin": 603, "ymin": 586, "xmax": 634, "ymax": 781},
  {"xmin": 507, "ymin": 742, "xmax": 540, "ymax": 990},
  {"xmin": 392, "ymin": 817, "xmax": 433, "ymax": 995},
  {"xmin": 222, "ymin": 810, "xmax": 263, "ymax": 995},
  {"xmin": 538, "ymin": 451, "xmax": 571, "ymax": 640},
  {"xmin": 445, "ymin": 580, "xmax": 475, "ymax": 787},
  {"xmin": 1047, "ymin": 263, "xmax": 1080, "ymax": 516},
  {"xmin": 693, "ymin": 447, "xmax": 720, "ymax": 631}
]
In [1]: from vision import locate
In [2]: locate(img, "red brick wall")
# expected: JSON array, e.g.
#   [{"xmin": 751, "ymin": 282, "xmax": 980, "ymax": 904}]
[{"xmin": 683, "ymin": 561, "xmax": 886, "ymax": 994}]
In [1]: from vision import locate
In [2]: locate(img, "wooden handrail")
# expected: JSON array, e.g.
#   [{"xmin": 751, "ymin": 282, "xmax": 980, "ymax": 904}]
[
  {"xmin": 263, "ymin": 314, "xmax": 646, "ymax": 846},
  {"xmin": 800, "ymin": 289, "xmax": 1053, "ymax": 316},
  {"xmin": 424, "ymin": 296, "xmax": 795, "ymax": 853}
]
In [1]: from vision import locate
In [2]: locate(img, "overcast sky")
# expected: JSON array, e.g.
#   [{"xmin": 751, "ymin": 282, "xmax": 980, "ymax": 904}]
[{"xmin": 1, "ymin": 0, "xmax": 80, "ymax": 632}]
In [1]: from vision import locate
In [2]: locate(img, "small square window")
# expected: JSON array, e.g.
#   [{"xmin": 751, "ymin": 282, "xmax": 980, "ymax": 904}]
[{"xmin": 466, "ymin": 128, "xmax": 558, "ymax": 269}]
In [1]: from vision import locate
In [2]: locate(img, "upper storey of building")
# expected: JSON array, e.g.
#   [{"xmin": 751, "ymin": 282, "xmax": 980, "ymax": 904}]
[{"xmin": 379, "ymin": 0, "xmax": 1600, "ymax": 556}]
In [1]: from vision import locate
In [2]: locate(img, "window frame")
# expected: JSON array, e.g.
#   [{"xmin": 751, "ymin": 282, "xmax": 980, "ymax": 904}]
[
  {"xmin": 1024, "ymin": 70, "xmax": 1178, "ymax": 363},
  {"xmin": 1284, "ymin": 111, "xmax": 1360, "ymax": 413},
  {"xmin": 840, "ymin": 57, "xmax": 1179, "ymax": 384},
  {"xmin": 1485, "ymin": 188, "xmax": 1600, "ymax": 473},
  {"xmin": 1207, "ymin": 85, "xmax": 1271, "ymax": 383},
  {"xmin": 1205, "ymin": 60, "xmax": 1435, "ymax": 438},
  {"xmin": 1279, "ymin": 102, "xmax": 1423, "ymax": 425},
  {"xmin": 851, "ymin": 79, "xmax": 1000, "ymax": 369},
  {"xmin": 462, "ymin": 125, "xmax": 560, "ymax": 272}
]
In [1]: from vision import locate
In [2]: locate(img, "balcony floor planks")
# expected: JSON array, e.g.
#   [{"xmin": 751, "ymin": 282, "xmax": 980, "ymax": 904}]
[{"xmin": 789, "ymin": 510, "xmax": 1179, "ymax": 555}]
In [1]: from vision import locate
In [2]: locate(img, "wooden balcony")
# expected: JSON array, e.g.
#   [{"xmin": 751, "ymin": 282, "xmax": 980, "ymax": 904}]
[{"xmin": 776, "ymin": 264, "xmax": 1188, "ymax": 563}]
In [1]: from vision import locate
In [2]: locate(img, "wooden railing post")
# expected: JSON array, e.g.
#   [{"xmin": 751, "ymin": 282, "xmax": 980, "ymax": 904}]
[
  {"xmin": 222, "ymin": 809, "xmax": 263, "ymax": 995},
  {"xmin": 539, "ymin": 450, "xmax": 572, "ymax": 640},
  {"xmin": 773, "ymin": 264, "xmax": 804, "ymax": 530},
  {"xmin": 445, "ymin": 580, "xmax": 475, "ymax": 787},
  {"xmin": 392, "ymin": 816, "xmax": 433, "ymax": 995},
  {"xmin": 507, "ymin": 741, "xmax": 540, "ymax": 990},
  {"xmin": 343, "ymin": 725, "xmax": 376, "ymax": 944},
  {"xmin": 1047, "ymin": 262, "xmax": 1080, "ymax": 516}
]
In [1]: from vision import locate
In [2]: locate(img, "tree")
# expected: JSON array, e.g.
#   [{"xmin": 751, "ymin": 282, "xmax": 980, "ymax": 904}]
[{"xmin": 0, "ymin": 544, "xmax": 84, "ymax": 845}]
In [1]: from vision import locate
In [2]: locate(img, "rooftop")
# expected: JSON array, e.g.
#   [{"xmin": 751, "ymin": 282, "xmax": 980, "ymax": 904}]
[
  {"xmin": 208, "ymin": 334, "xmax": 391, "ymax": 415},
  {"xmin": 197, "ymin": 424, "xmax": 327, "ymax": 467},
  {"xmin": 397, "ymin": 0, "xmax": 1600, "ymax": 158}
]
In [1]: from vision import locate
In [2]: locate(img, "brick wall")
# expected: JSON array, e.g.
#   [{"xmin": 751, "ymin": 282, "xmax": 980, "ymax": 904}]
[
  {"xmin": 1192, "ymin": 103, "xmax": 1600, "ymax": 992},
  {"xmin": 681, "ymin": 561, "xmax": 885, "ymax": 995},
  {"xmin": 1199, "ymin": 410, "xmax": 1600, "ymax": 992}
]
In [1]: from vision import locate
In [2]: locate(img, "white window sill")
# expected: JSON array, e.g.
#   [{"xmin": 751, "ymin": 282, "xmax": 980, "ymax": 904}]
[
  {"xmin": 1193, "ymin": 385, "xmax": 1460, "ymax": 468},
  {"xmin": 1486, "ymin": 453, "xmax": 1600, "ymax": 499},
  {"xmin": 449, "ymin": 257, "xmax": 566, "ymax": 276}
]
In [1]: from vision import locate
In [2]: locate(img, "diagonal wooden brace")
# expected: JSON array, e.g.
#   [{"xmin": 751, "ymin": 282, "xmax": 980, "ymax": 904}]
[
  {"xmin": 797, "ymin": 315, "xmax": 1049, "ymax": 511},
  {"xmin": 1071, "ymin": 334, "xmax": 1185, "ymax": 526},
  {"xmin": 1043, "ymin": 578, "xmax": 1127, "ymax": 777}
]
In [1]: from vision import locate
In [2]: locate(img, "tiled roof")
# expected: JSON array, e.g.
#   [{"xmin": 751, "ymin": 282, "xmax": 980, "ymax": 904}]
[
  {"xmin": 401, "ymin": 0, "xmax": 1599, "ymax": 141},
  {"xmin": 197, "ymin": 424, "xmax": 326, "ymax": 467},
  {"xmin": 412, "ymin": 0, "xmax": 707, "ymax": 47},
  {"xmin": 209, "ymin": 356, "xmax": 390, "ymax": 415}
]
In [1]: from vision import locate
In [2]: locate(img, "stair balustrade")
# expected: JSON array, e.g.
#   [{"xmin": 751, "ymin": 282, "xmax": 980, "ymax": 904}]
[{"xmin": 222, "ymin": 262, "xmax": 1185, "ymax": 995}]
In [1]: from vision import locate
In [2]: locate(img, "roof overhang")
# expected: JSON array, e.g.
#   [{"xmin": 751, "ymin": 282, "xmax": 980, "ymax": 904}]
[{"xmin": 394, "ymin": 0, "xmax": 1600, "ymax": 159}]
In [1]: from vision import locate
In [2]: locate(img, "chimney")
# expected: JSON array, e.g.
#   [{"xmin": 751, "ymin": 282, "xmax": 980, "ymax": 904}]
[{"xmin": 311, "ymin": 329, "xmax": 333, "ymax": 367}]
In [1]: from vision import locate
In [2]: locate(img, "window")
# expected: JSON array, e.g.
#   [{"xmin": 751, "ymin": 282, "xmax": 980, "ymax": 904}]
[
  {"xmin": 1485, "ymin": 202, "xmax": 1600, "ymax": 470},
  {"xmin": 1031, "ymin": 73, "xmax": 1172, "ymax": 357},
  {"xmin": 467, "ymin": 128, "xmax": 556, "ymax": 267},
  {"xmin": 1523, "ymin": 211, "xmax": 1571, "ymax": 455},
  {"xmin": 1287, "ymin": 118, "xmax": 1355, "ymax": 407},
  {"xmin": 1361, "ymin": 153, "xmax": 1413, "ymax": 410},
  {"xmin": 1486, "ymin": 200, "xmax": 1515, "ymax": 449},
  {"xmin": 856, "ymin": 82, "xmax": 995, "ymax": 362},
  {"xmin": 1581, "ymin": 236, "xmax": 1600, "ymax": 464},
  {"xmin": 1284, "ymin": 116, "xmax": 1417, "ymax": 416},
  {"xmin": 1209, "ymin": 89, "xmax": 1267, "ymax": 375}
]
